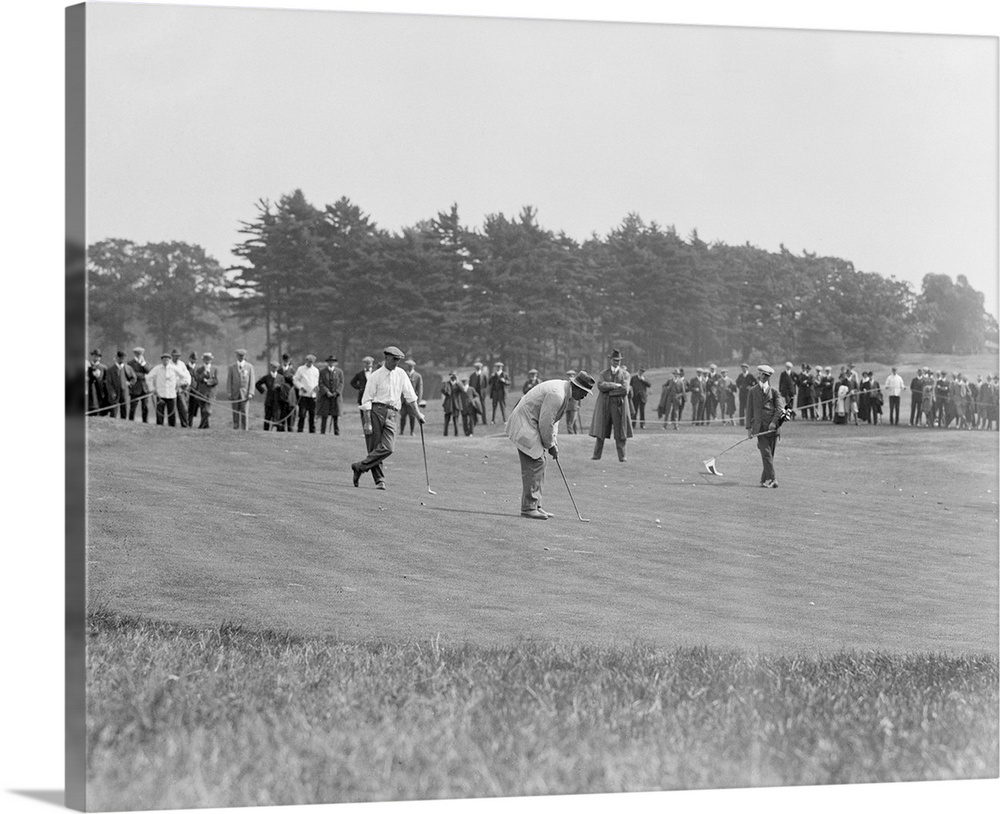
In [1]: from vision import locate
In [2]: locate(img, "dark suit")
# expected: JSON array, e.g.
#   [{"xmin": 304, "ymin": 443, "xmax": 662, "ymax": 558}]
[
  {"xmin": 126, "ymin": 358, "xmax": 152, "ymax": 422},
  {"xmin": 489, "ymin": 370, "xmax": 511, "ymax": 423},
  {"xmin": 629, "ymin": 373, "xmax": 651, "ymax": 428},
  {"xmin": 318, "ymin": 366, "xmax": 344, "ymax": 434},
  {"xmin": 105, "ymin": 361, "xmax": 135, "ymax": 418},
  {"xmin": 87, "ymin": 361, "xmax": 110, "ymax": 415},
  {"xmin": 745, "ymin": 382, "xmax": 785, "ymax": 485},
  {"xmin": 191, "ymin": 363, "xmax": 219, "ymax": 428},
  {"xmin": 778, "ymin": 369, "xmax": 797, "ymax": 418},
  {"xmin": 350, "ymin": 368, "xmax": 371, "ymax": 427},
  {"xmin": 255, "ymin": 371, "xmax": 289, "ymax": 431},
  {"xmin": 735, "ymin": 370, "xmax": 756, "ymax": 426},
  {"xmin": 469, "ymin": 369, "xmax": 488, "ymax": 426}
]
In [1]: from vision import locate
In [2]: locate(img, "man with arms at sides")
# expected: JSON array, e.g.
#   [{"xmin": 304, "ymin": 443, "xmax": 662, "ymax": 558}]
[
  {"xmin": 351, "ymin": 346, "xmax": 425, "ymax": 490},
  {"xmin": 168, "ymin": 348, "xmax": 192, "ymax": 428},
  {"xmin": 507, "ymin": 370, "xmax": 595, "ymax": 520},
  {"xmin": 226, "ymin": 348, "xmax": 255, "ymax": 431},
  {"xmin": 883, "ymin": 366, "xmax": 905, "ymax": 427},
  {"xmin": 629, "ymin": 366, "xmax": 651, "ymax": 429},
  {"xmin": 735, "ymin": 363, "xmax": 755, "ymax": 427},
  {"xmin": 105, "ymin": 350, "xmax": 135, "ymax": 419},
  {"xmin": 489, "ymin": 361, "xmax": 512, "ymax": 424},
  {"xmin": 441, "ymin": 371, "xmax": 462, "ymax": 436},
  {"xmin": 590, "ymin": 349, "xmax": 632, "ymax": 462},
  {"xmin": 87, "ymin": 349, "xmax": 110, "ymax": 415},
  {"xmin": 293, "ymin": 354, "xmax": 320, "ymax": 433},
  {"xmin": 469, "ymin": 361, "xmax": 488, "ymax": 428},
  {"xmin": 255, "ymin": 362, "xmax": 287, "ymax": 432},
  {"xmin": 127, "ymin": 346, "xmax": 152, "ymax": 423},
  {"xmin": 687, "ymin": 368, "xmax": 704, "ymax": 426},
  {"xmin": 399, "ymin": 358, "xmax": 424, "ymax": 435},
  {"xmin": 745, "ymin": 364, "xmax": 785, "ymax": 489},
  {"xmin": 147, "ymin": 352, "xmax": 181, "ymax": 427},
  {"xmin": 191, "ymin": 352, "xmax": 219, "ymax": 429},
  {"xmin": 317, "ymin": 355, "xmax": 344, "ymax": 435},
  {"xmin": 278, "ymin": 353, "xmax": 297, "ymax": 431},
  {"xmin": 350, "ymin": 355, "xmax": 375, "ymax": 429}
]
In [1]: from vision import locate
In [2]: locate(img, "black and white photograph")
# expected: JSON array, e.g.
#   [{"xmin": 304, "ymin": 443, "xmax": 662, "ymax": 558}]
[{"xmin": 5, "ymin": 2, "xmax": 1000, "ymax": 814}]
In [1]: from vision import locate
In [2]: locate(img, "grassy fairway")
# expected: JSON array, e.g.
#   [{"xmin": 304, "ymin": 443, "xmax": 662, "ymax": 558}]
[
  {"xmin": 87, "ymin": 412, "xmax": 998, "ymax": 653},
  {"xmin": 84, "ymin": 407, "xmax": 999, "ymax": 806}
]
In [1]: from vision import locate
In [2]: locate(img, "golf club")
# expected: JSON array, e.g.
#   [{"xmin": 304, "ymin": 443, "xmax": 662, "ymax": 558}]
[
  {"xmin": 419, "ymin": 422, "xmax": 436, "ymax": 495},
  {"xmin": 703, "ymin": 407, "xmax": 794, "ymax": 475},
  {"xmin": 554, "ymin": 456, "xmax": 590, "ymax": 522}
]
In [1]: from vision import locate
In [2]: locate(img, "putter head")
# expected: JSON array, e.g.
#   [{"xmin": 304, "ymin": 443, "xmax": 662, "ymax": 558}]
[
  {"xmin": 703, "ymin": 458, "xmax": 723, "ymax": 477},
  {"xmin": 427, "ymin": 488, "xmax": 437, "ymax": 495}
]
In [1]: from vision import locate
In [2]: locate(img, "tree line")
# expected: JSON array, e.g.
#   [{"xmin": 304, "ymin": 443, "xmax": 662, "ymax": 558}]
[{"xmin": 87, "ymin": 189, "xmax": 997, "ymax": 372}]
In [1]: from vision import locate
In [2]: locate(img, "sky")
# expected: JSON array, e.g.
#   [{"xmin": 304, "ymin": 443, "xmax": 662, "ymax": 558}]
[{"xmin": 82, "ymin": 1, "xmax": 998, "ymax": 316}]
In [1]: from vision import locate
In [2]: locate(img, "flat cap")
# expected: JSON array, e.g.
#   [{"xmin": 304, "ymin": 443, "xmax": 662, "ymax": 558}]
[
  {"xmin": 160, "ymin": 352, "xmax": 171, "ymax": 359},
  {"xmin": 528, "ymin": 368, "xmax": 538, "ymax": 374},
  {"xmin": 133, "ymin": 346, "xmax": 145, "ymax": 354},
  {"xmin": 757, "ymin": 364, "xmax": 774, "ymax": 376},
  {"xmin": 362, "ymin": 355, "xmax": 374, "ymax": 363},
  {"xmin": 305, "ymin": 354, "xmax": 316, "ymax": 362},
  {"xmin": 383, "ymin": 346, "xmax": 404, "ymax": 359},
  {"xmin": 235, "ymin": 348, "xmax": 248, "ymax": 355},
  {"xmin": 202, "ymin": 352, "xmax": 214, "ymax": 359}
]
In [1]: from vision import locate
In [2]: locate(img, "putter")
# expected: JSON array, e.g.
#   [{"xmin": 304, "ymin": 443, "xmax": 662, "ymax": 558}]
[
  {"xmin": 419, "ymin": 422, "xmax": 436, "ymax": 495},
  {"xmin": 702, "ymin": 409, "xmax": 793, "ymax": 475},
  {"xmin": 554, "ymin": 456, "xmax": 590, "ymax": 522}
]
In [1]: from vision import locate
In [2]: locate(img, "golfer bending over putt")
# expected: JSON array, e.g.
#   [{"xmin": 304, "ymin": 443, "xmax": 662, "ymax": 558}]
[{"xmin": 506, "ymin": 370, "xmax": 595, "ymax": 519}]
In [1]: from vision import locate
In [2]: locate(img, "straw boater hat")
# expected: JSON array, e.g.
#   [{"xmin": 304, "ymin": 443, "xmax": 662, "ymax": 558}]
[{"xmin": 757, "ymin": 364, "xmax": 774, "ymax": 376}]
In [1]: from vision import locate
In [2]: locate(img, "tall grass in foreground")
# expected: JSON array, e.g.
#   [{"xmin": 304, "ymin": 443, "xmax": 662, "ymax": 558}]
[{"xmin": 86, "ymin": 609, "xmax": 998, "ymax": 811}]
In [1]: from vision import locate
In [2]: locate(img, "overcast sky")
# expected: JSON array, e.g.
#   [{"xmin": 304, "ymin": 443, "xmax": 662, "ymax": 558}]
[{"xmin": 83, "ymin": 1, "xmax": 998, "ymax": 317}]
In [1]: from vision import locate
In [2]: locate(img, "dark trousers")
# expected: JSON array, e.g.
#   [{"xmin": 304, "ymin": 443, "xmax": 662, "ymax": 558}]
[
  {"xmin": 176, "ymin": 389, "xmax": 190, "ymax": 427},
  {"xmin": 690, "ymin": 395, "xmax": 704, "ymax": 425},
  {"xmin": 444, "ymin": 411, "xmax": 459, "ymax": 436},
  {"xmin": 910, "ymin": 395, "xmax": 922, "ymax": 425},
  {"xmin": 491, "ymin": 398, "xmax": 507, "ymax": 423},
  {"xmin": 888, "ymin": 395, "xmax": 900, "ymax": 425},
  {"xmin": 757, "ymin": 433, "xmax": 777, "ymax": 483},
  {"xmin": 399, "ymin": 401, "xmax": 418, "ymax": 434},
  {"xmin": 277, "ymin": 403, "xmax": 293, "ymax": 431},
  {"xmin": 155, "ymin": 397, "xmax": 177, "ymax": 427},
  {"xmin": 738, "ymin": 394, "xmax": 747, "ymax": 426},
  {"xmin": 129, "ymin": 393, "xmax": 149, "ymax": 423},
  {"xmin": 297, "ymin": 397, "xmax": 316, "ymax": 432},
  {"xmin": 355, "ymin": 404, "xmax": 397, "ymax": 484},
  {"xmin": 631, "ymin": 400, "xmax": 646, "ymax": 429},
  {"xmin": 462, "ymin": 411, "xmax": 474, "ymax": 435},
  {"xmin": 321, "ymin": 415, "xmax": 339, "ymax": 435},
  {"xmin": 188, "ymin": 392, "xmax": 200, "ymax": 426},
  {"xmin": 518, "ymin": 450, "xmax": 545, "ymax": 513}
]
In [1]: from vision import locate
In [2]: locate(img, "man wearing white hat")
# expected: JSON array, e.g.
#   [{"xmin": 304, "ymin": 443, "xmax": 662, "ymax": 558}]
[
  {"xmin": 351, "ymin": 346, "xmax": 425, "ymax": 490},
  {"xmin": 507, "ymin": 371, "xmax": 596, "ymax": 519},
  {"xmin": 745, "ymin": 364, "xmax": 785, "ymax": 488}
]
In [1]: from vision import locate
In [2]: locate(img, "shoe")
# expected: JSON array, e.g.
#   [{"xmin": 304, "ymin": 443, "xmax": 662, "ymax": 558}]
[
  {"xmin": 769, "ymin": 481, "xmax": 779, "ymax": 488},
  {"xmin": 375, "ymin": 482, "xmax": 386, "ymax": 490},
  {"xmin": 351, "ymin": 463, "xmax": 361, "ymax": 487},
  {"xmin": 618, "ymin": 457, "xmax": 626, "ymax": 463},
  {"xmin": 591, "ymin": 455, "xmax": 601, "ymax": 461},
  {"xmin": 760, "ymin": 479, "xmax": 772, "ymax": 488},
  {"xmin": 537, "ymin": 508, "xmax": 555, "ymax": 518},
  {"xmin": 520, "ymin": 509, "xmax": 548, "ymax": 520}
]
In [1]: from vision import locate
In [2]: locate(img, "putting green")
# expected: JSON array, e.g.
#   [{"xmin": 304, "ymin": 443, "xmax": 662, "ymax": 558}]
[{"xmin": 85, "ymin": 412, "xmax": 998, "ymax": 654}]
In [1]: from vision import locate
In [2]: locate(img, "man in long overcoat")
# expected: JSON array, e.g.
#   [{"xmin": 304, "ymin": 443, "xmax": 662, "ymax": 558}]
[
  {"xmin": 318, "ymin": 355, "xmax": 344, "ymax": 435},
  {"xmin": 489, "ymin": 362, "xmax": 511, "ymax": 423},
  {"xmin": 590, "ymin": 349, "xmax": 633, "ymax": 462},
  {"xmin": 191, "ymin": 352, "xmax": 219, "ymax": 429},
  {"xmin": 226, "ymin": 348, "xmax": 255, "ymax": 430},
  {"xmin": 105, "ymin": 350, "xmax": 135, "ymax": 419}
]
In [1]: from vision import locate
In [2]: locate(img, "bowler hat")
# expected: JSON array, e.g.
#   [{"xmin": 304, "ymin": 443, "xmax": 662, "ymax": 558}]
[
  {"xmin": 90, "ymin": 349, "xmax": 101, "ymax": 357},
  {"xmin": 116, "ymin": 351, "xmax": 125, "ymax": 359},
  {"xmin": 325, "ymin": 355, "xmax": 337, "ymax": 362},
  {"xmin": 383, "ymin": 346, "xmax": 404, "ymax": 359},
  {"xmin": 571, "ymin": 370, "xmax": 596, "ymax": 395}
]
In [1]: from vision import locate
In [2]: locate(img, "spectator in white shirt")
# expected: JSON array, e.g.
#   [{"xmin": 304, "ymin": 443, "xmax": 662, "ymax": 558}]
[
  {"xmin": 168, "ymin": 348, "xmax": 193, "ymax": 428},
  {"xmin": 351, "ymin": 346, "xmax": 425, "ymax": 490},
  {"xmin": 883, "ymin": 366, "xmax": 905, "ymax": 426},
  {"xmin": 146, "ymin": 353, "xmax": 182, "ymax": 426},
  {"xmin": 293, "ymin": 354, "xmax": 320, "ymax": 433}
]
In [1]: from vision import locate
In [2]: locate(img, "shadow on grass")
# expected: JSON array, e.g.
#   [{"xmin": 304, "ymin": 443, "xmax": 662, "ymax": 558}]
[{"xmin": 427, "ymin": 506, "xmax": 518, "ymax": 518}]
